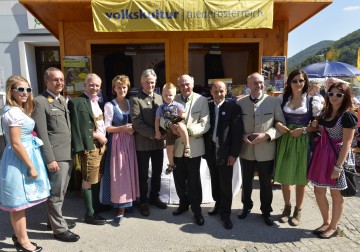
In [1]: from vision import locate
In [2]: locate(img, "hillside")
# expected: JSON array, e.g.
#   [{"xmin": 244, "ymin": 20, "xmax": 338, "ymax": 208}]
[
  {"xmin": 288, "ymin": 29, "xmax": 360, "ymax": 72},
  {"xmin": 288, "ymin": 40, "xmax": 334, "ymax": 69}
]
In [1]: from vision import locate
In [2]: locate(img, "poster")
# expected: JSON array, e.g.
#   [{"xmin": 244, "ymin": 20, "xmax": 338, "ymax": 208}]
[
  {"xmin": 208, "ymin": 78, "xmax": 232, "ymax": 98},
  {"xmin": 63, "ymin": 56, "xmax": 91, "ymax": 95},
  {"xmin": 261, "ymin": 56, "xmax": 286, "ymax": 91}
]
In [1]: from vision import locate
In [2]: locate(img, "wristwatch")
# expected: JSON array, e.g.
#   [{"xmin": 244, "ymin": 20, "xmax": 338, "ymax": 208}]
[{"xmin": 302, "ymin": 127, "xmax": 307, "ymax": 135}]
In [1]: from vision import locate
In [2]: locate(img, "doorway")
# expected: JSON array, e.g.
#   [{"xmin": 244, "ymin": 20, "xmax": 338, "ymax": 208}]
[{"xmin": 91, "ymin": 43, "xmax": 165, "ymax": 100}]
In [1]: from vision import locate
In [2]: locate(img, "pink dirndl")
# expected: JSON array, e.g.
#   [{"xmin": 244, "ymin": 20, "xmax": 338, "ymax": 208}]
[
  {"xmin": 308, "ymin": 130, "xmax": 341, "ymax": 186},
  {"xmin": 110, "ymin": 131, "xmax": 140, "ymax": 204}
]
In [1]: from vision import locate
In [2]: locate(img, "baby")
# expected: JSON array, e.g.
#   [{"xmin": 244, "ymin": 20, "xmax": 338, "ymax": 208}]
[{"xmin": 155, "ymin": 83, "xmax": 190, "ymax": 174}]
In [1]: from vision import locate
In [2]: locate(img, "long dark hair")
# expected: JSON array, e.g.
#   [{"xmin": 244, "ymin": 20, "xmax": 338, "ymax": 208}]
[
  {"xmin": 282, "ymin": 69, "xmax": 309, "ymax": 107},
  {"xmin": 323, "ymin": 82, "xmax": 352, "ymax": 119}
]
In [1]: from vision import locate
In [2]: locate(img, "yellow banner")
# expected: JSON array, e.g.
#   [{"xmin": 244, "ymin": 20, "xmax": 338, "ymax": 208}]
[{"xmin": 91, "ymin": 0, "xmax": 274, "ymax": 32}]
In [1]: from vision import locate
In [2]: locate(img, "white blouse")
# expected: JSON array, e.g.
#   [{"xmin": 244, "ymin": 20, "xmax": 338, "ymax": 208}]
[
  {"xmin": 2, "ymin": 107, "xmax": 25, "ymax": 127},
  {"xmin": 277, "ymin": 93, "xmax": 323, "ymax": 117},
  {"xmin": 104, "ymin": 99, "xmax": 130, "ymax": 129}
]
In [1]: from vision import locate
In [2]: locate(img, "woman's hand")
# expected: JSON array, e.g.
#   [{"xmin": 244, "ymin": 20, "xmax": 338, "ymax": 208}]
[
  {"xmin": 331, "ymin": 170, "xmax": 341, "ymax": 179},
  {"xmin": 125, "ymin": 124, "xmax": 135, "ymax": 135},
  {"xmin": 275, "ymin": 122, "xmax": 290, "ymax": 134},
  {"xmin": 28, "ymin": 167, "xmax": 38, "ymax": 179},
  {"xmin": 289, "ymin": 128, "xmax": 303, "ymax": 138}
]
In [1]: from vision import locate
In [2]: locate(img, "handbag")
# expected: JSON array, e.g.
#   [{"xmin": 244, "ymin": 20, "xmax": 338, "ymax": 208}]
[{"xmin": 325, "ymin": 128, "xmax": 357, "ymax": 197}]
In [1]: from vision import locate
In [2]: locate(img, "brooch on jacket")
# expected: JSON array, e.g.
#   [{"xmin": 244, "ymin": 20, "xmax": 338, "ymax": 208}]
[{"xmin": 47, "ymin": 96, "xmax": 54, "ymax": 103}]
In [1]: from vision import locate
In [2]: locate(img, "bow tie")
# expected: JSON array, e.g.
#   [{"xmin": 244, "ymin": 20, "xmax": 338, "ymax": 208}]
[{"xmin": 250, "ymin": 96, "xmax": 259, "ymax": 104}]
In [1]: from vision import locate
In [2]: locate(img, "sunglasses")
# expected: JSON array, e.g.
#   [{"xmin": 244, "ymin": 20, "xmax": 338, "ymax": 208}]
[
  {"xmin": 328, "ymin": 92, "xmax": 344, "ymax": 98},
  {"xmin": 12, "ymin": 87, "xmax": 32, "ymax": 93},
  {"xmin": 291, "ymin": 79, "xmax": 305, "ymax": 84}
]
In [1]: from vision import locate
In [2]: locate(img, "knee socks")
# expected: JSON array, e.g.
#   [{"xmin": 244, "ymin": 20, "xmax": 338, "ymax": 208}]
[{"xmin": 82, "ymin": 188, "xmax": 94, "ymax": 217}]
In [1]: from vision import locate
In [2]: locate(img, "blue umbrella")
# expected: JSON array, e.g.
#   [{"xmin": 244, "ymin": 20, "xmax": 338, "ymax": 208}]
[{"xmin": 302, "ymin": 61, "xmax": 360, "ymax": 78}]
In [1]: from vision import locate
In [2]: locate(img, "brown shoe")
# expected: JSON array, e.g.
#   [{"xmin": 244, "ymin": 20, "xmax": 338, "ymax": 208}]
[
  {"xmin": 140, "ymin": 203, "xmax": 150, "ymax": 217},
  {"xmin": 279, "ymin": 204, "xmax": 291, "ymax": 223},
  {"xmin": 290, "ymin": 207, "xmax": 302, "ymax": 226}
]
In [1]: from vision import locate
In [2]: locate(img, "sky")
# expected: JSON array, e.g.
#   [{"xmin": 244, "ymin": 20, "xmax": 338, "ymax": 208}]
[{"xmin": 288, "ymin": 0, "xmax": 360, "ymax": 57}]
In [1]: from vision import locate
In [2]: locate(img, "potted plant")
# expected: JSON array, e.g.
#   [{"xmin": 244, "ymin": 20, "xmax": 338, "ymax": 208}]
[{"xmin": 266, "ymin": 86, "xmax": 275, "ymax": 96}]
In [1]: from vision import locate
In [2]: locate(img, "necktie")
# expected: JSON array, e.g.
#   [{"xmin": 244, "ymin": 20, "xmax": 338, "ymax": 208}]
[{"xmin": 212, "ymin": 105, "xmax": 219, "ymax": 143}]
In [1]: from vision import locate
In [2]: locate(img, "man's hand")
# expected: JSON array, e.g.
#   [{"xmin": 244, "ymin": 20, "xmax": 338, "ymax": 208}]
[
  {"xmin": 247, "ymin": 133, "xmax": 269, "ymax": 144},
  {"xmin": 155, "ymin": 130, "xmax": 162, "ymax": 140},
  {"xmin": 94, "ymin": 132, "xmax": 107, "ymax": 145},
  {"xmin": 47, "ymin": 160, "xmax": 60, "ymax": 173},
  {"xmin": 227, "ymin": 156, "xmax": 236, "ymax": 166}
]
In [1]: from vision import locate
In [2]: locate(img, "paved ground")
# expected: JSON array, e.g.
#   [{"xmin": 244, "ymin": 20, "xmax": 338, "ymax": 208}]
[{"xmin": 1, "ymin": 177, "xmax": 359, "ymax": 252}]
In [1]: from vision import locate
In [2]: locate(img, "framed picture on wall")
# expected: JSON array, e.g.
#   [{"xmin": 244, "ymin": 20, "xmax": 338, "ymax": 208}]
[
  {"xmin": 63, "ymin": 56, "xmax": 90, "ymax": 96},
  {"xmin": 261, "ymin": 56, "xmax": 286, "ymax": 91}
]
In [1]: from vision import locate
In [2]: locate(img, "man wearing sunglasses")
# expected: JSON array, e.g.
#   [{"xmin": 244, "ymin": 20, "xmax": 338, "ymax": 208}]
[{"xmin": 32, "ymin": 67, "xmax": 80, "ymax": 242}]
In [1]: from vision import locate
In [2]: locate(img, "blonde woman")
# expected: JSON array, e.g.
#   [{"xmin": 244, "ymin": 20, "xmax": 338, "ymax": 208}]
[
  {"xmin": 102, "ymin": 75, "xmax": 139, "ymax": 224},
  {"xmin": 0, "ymin": 76, "xmax": 50, "ymax": 251}
]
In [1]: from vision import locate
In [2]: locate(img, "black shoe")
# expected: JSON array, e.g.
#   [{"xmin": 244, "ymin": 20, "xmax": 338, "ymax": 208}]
[
  {"xmin": 15, "ymin": 241, "xmax": 42, "ymax": 252},
  {"xmin": 238, "ymin": 209, "xmax": 250, "ymax": 219},
  {"xmin": 208, "ymin": 207, "xmax": 219, "ymax": 216},
  {"xmin": 11, "ymin": 235, "xmax": 37, "ymax": 246},
  {"xmin": 194, "ymin": 214, "xmax": 205, "ymax": 226},
  {"xmin": 125, "ymin": 207, "xmax": 134, "ymax": 213},
  {"xmin": 173, "ymin": 206, "xmax": 189, "ymax": 216},
  {"xmin": 84, "ymin": 214, "xmax": 106, "ymax": 225},
  {"xmin": 223, "ymin": 219, "xmax": 233, "ymax": 230},
  {"xmin": 318, "ymin": 228, "xmax": 339, "ymax": 239},
  {"xmin": 140, "ymin": 203, "xmax": 150, "ymax": 216},
  {"xmin": 312, "ymin": 229, "xmax": 323, "ymax": 235},
  {"xmin": 47, "ymin": 222, "xmax": 76, "ymax": 231},
  {"xmin": 262, "ymin": 214, "xmax": 274, "ymax": 226},
  {"xmin": 53, "ymin": 230, "xmax": 80, "ymax": 242},
  {"xmin": 149, "ymin": 198, "xmax": 167, "ymax": 209}
]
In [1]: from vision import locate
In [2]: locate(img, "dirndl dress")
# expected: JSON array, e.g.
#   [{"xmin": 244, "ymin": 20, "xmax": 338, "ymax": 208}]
[
  {"xmin": 100, "ymin": 99, "xmax": 139, "ymax": 208},
  {"xmin": 308, "ymin": 112, "xmax": 357, "ymax": 189},
  {"xmin": 274, "ymin": 96, "xmax": 314, "ymax": 186},
  {"xmin": 0, "ymin": 106, "xmax": 50, "ymax": 211}
]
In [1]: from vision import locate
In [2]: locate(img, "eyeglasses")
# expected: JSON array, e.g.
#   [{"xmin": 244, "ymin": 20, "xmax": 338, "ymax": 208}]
[
  {"xmin": 12, "ymin": 87, "xmax": 32, "ymax": 93},
  {"xmin": 291, "ymin": 79, "xmax": 305, "ymax": 84},
  {"xmin": 328, "ymin": 92, "xmax": 344, "ymax": 98}
]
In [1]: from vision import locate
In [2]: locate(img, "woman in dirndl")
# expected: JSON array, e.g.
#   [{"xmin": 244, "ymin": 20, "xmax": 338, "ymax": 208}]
[
  {"xmin": 0, "ymin": 76, "xmax": 50, "ymax": 251},
  {"xmin": 308, "ymin": 81, "xmax": 357, "ymax": 239},
  {"xmin": 274, "ymin": 69, "xmax": 323, "ymax": 226}
]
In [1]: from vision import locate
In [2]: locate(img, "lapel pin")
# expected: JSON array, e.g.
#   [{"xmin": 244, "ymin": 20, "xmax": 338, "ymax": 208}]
[{"xmin": 222, "ymin": 112, "xmax": 225, "ymax": 115}]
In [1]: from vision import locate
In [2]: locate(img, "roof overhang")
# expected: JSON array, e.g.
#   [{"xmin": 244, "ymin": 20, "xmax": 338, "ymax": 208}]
[{"xmin": 19, "ymin": 0, "xmax": 332, "ymax": 39}]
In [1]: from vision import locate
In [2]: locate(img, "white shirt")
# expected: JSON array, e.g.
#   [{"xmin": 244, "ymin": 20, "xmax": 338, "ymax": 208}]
[{"xmin": 84, "ymin": 92, "xmax": 106, "ymax": 137}]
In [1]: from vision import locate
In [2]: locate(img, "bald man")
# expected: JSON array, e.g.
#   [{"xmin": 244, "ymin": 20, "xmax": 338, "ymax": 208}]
[
  {"xmin": 162, "ymin": 74, "xmax": 210, "ymax": 226},
  {"xmin": 203, "ymin": 81, "xmax": 243, "ymax": 229},
  {"xmin": 237, "ymin": 72, "xmax": 285, "ymax": 226}
]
